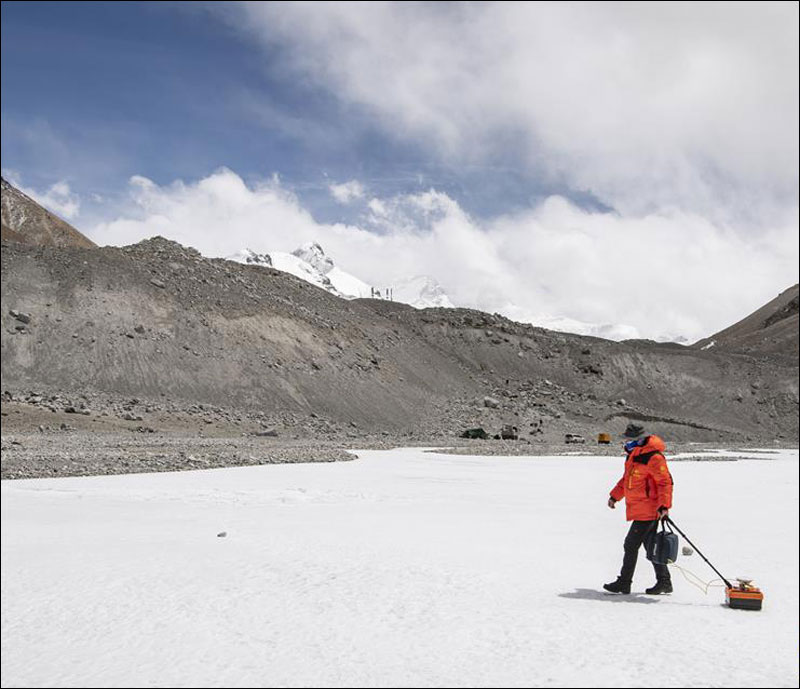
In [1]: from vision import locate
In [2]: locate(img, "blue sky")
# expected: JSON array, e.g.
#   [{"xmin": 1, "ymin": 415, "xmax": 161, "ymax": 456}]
[
  {"xmin": 1, "ymin": 0, "xmax": 592, "ymax": 225},
  {"xmin": 1, "ymin": 2, "xmax": 797, "ymax": 342},
  {"xmin": 1, "ymin": 1, "xmax": 358, "ymax": 220}
]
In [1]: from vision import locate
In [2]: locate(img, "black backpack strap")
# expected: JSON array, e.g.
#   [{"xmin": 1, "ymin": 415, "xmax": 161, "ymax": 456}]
[{"xmin": 633, "ymin": 450, "xmax": 663, "ymax": 465}]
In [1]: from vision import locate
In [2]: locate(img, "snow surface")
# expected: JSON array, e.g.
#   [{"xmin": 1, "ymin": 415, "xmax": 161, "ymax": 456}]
[
  {"xmin": 269, "ymin": 252, "xmax": 339, "ymax": 294},
  {"xmin": 2, "ymin": 448, "xmax": 798, "ymax": 688},
  {"xmin": 326, "ymin": 265, "xmax": 373, "ymax": 299}
]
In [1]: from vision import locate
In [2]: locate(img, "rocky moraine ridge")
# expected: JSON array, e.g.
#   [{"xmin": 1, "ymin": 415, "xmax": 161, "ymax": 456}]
[{"xmin": 1, "ymin": 204, "xmax": 797, "ymax": 478}]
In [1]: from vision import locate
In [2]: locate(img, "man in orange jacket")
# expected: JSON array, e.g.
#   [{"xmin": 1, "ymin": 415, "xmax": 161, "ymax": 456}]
[{"xmin": 603, "ymin": 424, "xmax": 674, "ymax": 595}]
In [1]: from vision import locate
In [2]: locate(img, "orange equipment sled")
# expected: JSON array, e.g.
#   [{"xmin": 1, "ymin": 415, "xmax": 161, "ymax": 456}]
[
  {"xmin": 726, "ymin": 579, "xmax": 764, "ymax": 611},
  {"xmin": 665, "ymin": 518, "xmax": 764, "ymax": 611}
]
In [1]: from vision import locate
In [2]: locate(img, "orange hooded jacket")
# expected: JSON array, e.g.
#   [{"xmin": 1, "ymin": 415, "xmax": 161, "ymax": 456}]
[{"xmin": 609, "ymin": 435, "xmax": 673, "ymax": 521}]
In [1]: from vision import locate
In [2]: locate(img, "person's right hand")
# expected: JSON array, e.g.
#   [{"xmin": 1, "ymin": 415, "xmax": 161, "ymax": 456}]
[{"xmin": 608, "ymin": 497, "xmax": 616, "ymax": 509}]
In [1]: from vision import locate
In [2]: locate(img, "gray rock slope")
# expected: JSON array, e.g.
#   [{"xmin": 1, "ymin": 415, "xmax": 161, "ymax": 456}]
[
  {"xmin": 1, "ymin": 177, "xmax": 96, "ymax": 249},
  {"xmin": 2, "ymin": 237, "xmax": 797, "ymax": 443},
  {"xmin": 692, "ymin": 284, "xmax": 798, "ymax": 361}
]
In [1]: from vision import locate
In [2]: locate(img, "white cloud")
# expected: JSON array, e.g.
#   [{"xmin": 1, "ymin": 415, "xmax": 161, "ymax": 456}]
[
  {"xmin": 199, "ymin": 3, "xmax": 799, "ymax": 340},
  {"xmin": 89, "ymin": 168, "xmax": 798, "ymax": 343},
  {"xmin": 367, "ymin": 198, "xmax": 387, "ymax": 217},
  {"xmin": 224, "ymin": 2, "xmax": 798, "ymax": 228},
  {"xmin": 329, "ymin": 179, "xmax": 365, "ymax": 204},
  {"xmin": 4, "ymin": 173, "xmax": 81, "ymax": 220}
]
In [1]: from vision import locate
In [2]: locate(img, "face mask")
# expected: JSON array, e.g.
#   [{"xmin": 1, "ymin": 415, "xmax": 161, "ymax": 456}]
[{"xmin": 624, "ymin": 440, "xmax": 639, "ymax": 453}]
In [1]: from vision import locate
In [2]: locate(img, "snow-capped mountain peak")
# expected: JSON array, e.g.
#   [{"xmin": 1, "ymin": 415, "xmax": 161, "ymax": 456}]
[
  {"xmin": 291, "ymin": 242, "xmax": 334, "ymax": 275},
  {"xmin": 227, "ymin": 247, "xmax": 340, "ymax": 295},
  {"xmin": 393, "ymin": 276, "xmax": 454, "ymax": 309},
  {"xmin": 227, "ymin": 248, "xmax": 272, "ymax": 267},
  {"xmin": 227, "ymin": 242, "xmax": 454, "ymax": 309}
]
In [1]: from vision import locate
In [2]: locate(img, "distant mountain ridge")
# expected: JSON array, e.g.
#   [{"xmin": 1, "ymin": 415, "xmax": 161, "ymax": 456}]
[
  {"xmin": 1, "ymin": 177, "xmax": 794, "ymax": 360},
  {"xmin": 692, "ymin": 284, "xmax": 799, "ymax": 361},
  {"xmin": 0, "ymin": 177, "xmax": 95, "ymax": 249},
  {"xmin": 229, "ymin": 244, "xmax": 676, "ymax": 339},
  {"xmin": 0, "ymin": 179, "xmax": 689, "ymax": 342},
  {"xmin": 227, "ymin": 242, "xmax": 454, "ymax": 309}
]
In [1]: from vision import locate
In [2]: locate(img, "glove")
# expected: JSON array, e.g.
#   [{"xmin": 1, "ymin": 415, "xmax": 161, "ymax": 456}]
[
  {"xmin": 608, "ymin": 497, "xmax": 617, "ymax": 509},
  {"xmin": 657, "ymin": 506, "xmax": 669, "ymax": 519}
]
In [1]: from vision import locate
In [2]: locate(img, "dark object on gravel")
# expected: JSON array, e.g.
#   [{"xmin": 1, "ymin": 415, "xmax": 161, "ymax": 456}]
[
  {"xmin": 10, "ymin": 309, "xmax": 31, "ymax": 324},
  {"xmin": 461, "ymin": 427, "xmax": 489, "ymax": 440},
  {"xmin": 500, "ymin": 424, "xmax": 519, "ymax": 440}
]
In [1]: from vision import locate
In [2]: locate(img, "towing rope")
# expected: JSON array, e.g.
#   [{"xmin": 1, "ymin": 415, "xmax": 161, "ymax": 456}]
[{"xmin": 668, "ymin": 562, "xmax": 728, "ymax": 595}]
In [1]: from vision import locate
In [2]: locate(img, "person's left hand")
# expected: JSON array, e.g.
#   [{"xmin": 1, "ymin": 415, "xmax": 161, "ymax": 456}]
[{"xmin": 657, "ymin": 507, "xmax": 670, "ymax": 519}]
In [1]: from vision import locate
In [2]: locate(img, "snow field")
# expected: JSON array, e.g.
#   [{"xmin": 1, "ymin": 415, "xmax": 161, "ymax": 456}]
[{"xmin": 2, "ymin": 447, "xmax": 798, "ymax": 687}]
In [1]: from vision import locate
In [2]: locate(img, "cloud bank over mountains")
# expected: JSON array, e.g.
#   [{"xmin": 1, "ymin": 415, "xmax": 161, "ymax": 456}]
[{"xmin": 89, "ymin": 167, "xmax": 797, "ymax": 343}]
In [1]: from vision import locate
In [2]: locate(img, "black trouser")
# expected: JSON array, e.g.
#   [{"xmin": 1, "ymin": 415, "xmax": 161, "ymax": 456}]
[{"xmin": 618, "ymin": 519, "xmax": 671, "ymax": 584}]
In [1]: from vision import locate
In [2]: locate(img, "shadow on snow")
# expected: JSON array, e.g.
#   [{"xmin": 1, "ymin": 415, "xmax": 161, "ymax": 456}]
[{"xmin": 558, "ymin": 588, "xmax": 660, "ymax": 604}]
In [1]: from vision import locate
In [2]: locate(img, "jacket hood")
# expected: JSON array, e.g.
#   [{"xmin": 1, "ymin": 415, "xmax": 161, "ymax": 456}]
[{"xmin": 640, "ymin": 435, "xmax": 666, "ymax": 453}]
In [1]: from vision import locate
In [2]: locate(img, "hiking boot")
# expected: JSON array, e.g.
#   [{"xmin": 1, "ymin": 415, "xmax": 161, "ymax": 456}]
[
  {"xmin": 603, "ymin": 578, "xmax": 631, "ymax": 594},
  {"xmin": 645, "ymin": 580, "xmax": 673, "ymax": 595}
]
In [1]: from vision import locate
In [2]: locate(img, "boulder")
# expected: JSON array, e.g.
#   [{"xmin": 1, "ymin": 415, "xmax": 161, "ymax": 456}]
[
  {"xmin": 9, "ymin": 309, "xmax": 31, "ymax": 324},
  {"xmin": 461, "ymin": 427, "xmax": 489, "ymax": 440},
  {"xmin": 500, "ymin": 424, "xmax": 519, "ymax": 440}
]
